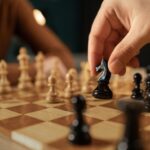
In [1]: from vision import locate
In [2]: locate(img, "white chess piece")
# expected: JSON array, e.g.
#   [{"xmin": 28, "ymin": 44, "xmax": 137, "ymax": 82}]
[
  {"xmin": 68, "ymin": 68, "xmax": 80, "ymax": 95},
  {"xmin": 0, "ymin": 60, "xmax": 11, "ymax": 94},
  {"xmin": 81, "ymin": 67, "xmax": 95, "ymax": 94},
  {"xmin": 82, "ymin": 74, "xmax": 93, "ymax": 94},
  {"xmin": 17, "ymin": 47, "xmax": 33, "ymax": 90},
  {"xmin": 65, "ymin": 72, "xmax": 74, "ymax": 99},
  {"xmin": 35, "ymin": 52, "xmax": 47, "ymax": 89},
  {"xmin": 46, "ymin": 74, "xmax": 60, "ymax": 103}
]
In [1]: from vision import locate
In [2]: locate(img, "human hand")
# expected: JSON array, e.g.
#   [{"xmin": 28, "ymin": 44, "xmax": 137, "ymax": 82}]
[
  {"xmin": 43, "ymin": 56, "xmax": 67, "ymax": 77},
  {"xmin": 88, "ymin": 0, "xmax": 150, "ymax": 75}
]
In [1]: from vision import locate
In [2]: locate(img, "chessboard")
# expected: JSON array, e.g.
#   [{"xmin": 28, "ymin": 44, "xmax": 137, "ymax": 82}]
[
  {"xmin": 0, "ymin": 66, "xmax": 150, "ymax": 150},
  {"xmin": 0, "ymin": 48, "xmax": 150, "ymax": 150}
]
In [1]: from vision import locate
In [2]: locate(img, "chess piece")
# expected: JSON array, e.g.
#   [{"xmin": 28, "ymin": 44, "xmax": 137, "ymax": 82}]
[
  {"xmin": 0, "ymin": 60, "xmax": 11, "ymax": 94},
  {"xmin": 81, "ymin": 67, "xmax": 97, "ymax": 95},
  {"xmin": 144, "ymin": 76, "xmax": 150, "ymax": 112},
  {"xmin": 65, "ymin": 72, "xmax": 74, "ymax": 99},
  {"xmin": 111, "ymin": 67, "xmax": 134, "ymax": 96},
  {"xmin": 92, "ymin": 59, "xmax": 113, "ymax": 99},
  {"xmin": 69, "ymin": 68, "xmax": 80, "ymax": 94},
  {"xmin": 68, "ymin": 95, "xmax": 92, "ymax": 145},
  {"xmin": 117, "ymin": 100, "xmax": 144, "ymax": 150},
  {"xmin": 35, "ymin": 52, "xmax": 47, "ymax": 89},
  {"xmin": 82, "ymin": 77, "xmax": 93, "ymax": 94},
  {"xmin": 131, "ymin": 73, "xmax": 143, "ymax": 100},
  {"xmin": 50, "ymin": 59, "xmax": 65, "ymax": 97},
  {"xmin": 17, "ymin": 47, "xmax": 33, "ymax": 90},
  {"xmin": 46, "ymin": 74, "xmax": 60, "ymax": 103}
]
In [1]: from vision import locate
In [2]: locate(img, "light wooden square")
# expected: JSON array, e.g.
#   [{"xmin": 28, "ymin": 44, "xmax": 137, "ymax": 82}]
[
  {"xmin": 0, "ymin": 99, "xmax": 29, "ymax": 109},
  {"xmin": 91, "ymin": 121, "xmax": 124, "ymax": 141},
  {"xmin": 34, "ymin": 100, "xmax": 64, "ymax": 108},
  {"xmin": 87, "ymin": 100, "xmax": 113, "ymax": 106},
  {"xmin": 144, "ymin": 125, "xmax": 150, "ymax": 131},
  {"xmin": 0, "ymin": 109, "xmax": 20, "ymax": 120},
  {"xmin": 85, "ymin": 106, "xmax": 121, "ymax": 120},
  {"xmin": 12, "ymin": 122, "xmax": 69, "ymax": 150},
  {"xmin": 26, "ymin": 107, "xmax": 72, "ymax": 121}
]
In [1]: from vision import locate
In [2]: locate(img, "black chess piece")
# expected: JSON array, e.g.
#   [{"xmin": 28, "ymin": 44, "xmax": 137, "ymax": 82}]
[
  {"xmin": 131, "ymin": 73, "xmax": 143, "ymax": 100},
  {"xmin": 68, "ymin": 95, "xmax": 92, "ymax": 145},
  {"xmin": 117, "ymin": 100, "xmax": 144, "ymax": 150},
  {"xmin": 92, "ymin": 59, "xmax": 113, "ymax": 99},
  {"xmin": 144, "ymin": 75, "xmax": 150, "ymax": 112}
]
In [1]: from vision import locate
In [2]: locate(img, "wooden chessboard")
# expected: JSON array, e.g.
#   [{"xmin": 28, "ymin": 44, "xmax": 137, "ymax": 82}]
[{"xmin": 0, "ymin": 87, "xmax": 150, "ymax": 150}]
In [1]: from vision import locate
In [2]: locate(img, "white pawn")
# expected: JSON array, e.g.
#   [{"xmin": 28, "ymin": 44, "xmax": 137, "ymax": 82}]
[
  {"xmin": 65, "ymin": 72, "xmax": 74, "ymax": 100},
  {"xmin": 81, "ymin": 68, "xmax": 96, "ymax": 94},
  {"xmin": 68, "ymin": 68, "xmax": 80, "ymax": 95},
  {"xmin": 35, "ymin": 52, "xmax": 47, "ymax": 89},
  {"xmin": 17, "ymin": 47, "xmax": 33, "ymax": 90},
  {"xmin": 46, "ymin": 74, "xmax": 60, "ymax": 103},
  {"xmin": 50, "ymin": 59, "xmax": 65, "ymax": 97},
  {"xmin": 0, "ymin": 60, "xmax": 11, "ymax": 94},
  {"xmin": 82, "ymin": 76, "xmax": 93, "ymax": 95}
]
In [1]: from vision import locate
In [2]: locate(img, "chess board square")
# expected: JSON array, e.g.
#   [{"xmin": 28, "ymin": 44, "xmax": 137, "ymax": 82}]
[
  {"xmin": 143, "ymin": 124, "xmax": 150, "ymax": 131},
  {"xmin": 109, "ymin": 113, "xmax": 125, "ymax": 124},
  {"xmin": 142, "ymin": 130, "xmax": 150, "ymax": 147},
  {"xmin": 0, "ymin": 115, "xmax": 42, "ymax": 131},
  {"xmin": 17, "ymin": 94, "xmax": 40, "ymax": 102},
  {"xmin": 12, "ymin": 122, "xmax": 69, "ymax": 150},
  {"xmin": 91, "ymin": 121, "xmax": 124, "ymax": 141},
  {"xmin": 8, "ymin": 104, "xmax": 46, "ymax": 114},
  {"xmin": 26, "ymin": 108, "xmax": 72, "ymax": 121},
  {"xmin": 140, "ymin": 114, "xmax": 150, "ymax": 128},
  {"xmin": 16, "ymin": 91, "xmax": 35, "ymax": 97},
  {"xmin": 50, "ymin": 137, "xmax": 115, "ymax": 150},
  {"xmin": 85, "ymin": 106, "xmax": 121, "ymax": 121},
  {"xmin": 87, "ymin": 100, "xmax": 114, "ymax": 106},
  {"xmin": 100, "ymin": 101, "xmax": 118, "ymax": 110},
  {"xmin": 54, "ymin": 102, "xmax": 93, "ymax": 112},
  {"xmin": 0, "ymin": 99, "xmax": 29, "ymax": 109},
  {"xmin": 54, "ymin": 104, "xmax": 73, "ymax": 112},
  {"xmin": 0, "ymin": 109, "xmax": 20, "ymax": 120},
  {"xmin": 52, "ymin": 114, "xmax": 101, "ymax": 127},
  {"xmin": 34, "ymin": 100, "xmax": 64, "ymax": 108},
  {"xmin": 0, "ymin": 94, "xmax": 14, "ymax": 101}
]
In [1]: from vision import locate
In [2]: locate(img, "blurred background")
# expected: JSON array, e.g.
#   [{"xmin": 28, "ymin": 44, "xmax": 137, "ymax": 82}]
[{"xmin": 6, "ymin": 0, "xmax": 150, "ymax": 67}]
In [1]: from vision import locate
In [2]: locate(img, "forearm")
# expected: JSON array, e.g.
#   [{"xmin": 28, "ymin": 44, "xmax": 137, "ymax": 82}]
[{"xmin": 15, "ymin": 0, "xmax": 75, "ymax": 69}]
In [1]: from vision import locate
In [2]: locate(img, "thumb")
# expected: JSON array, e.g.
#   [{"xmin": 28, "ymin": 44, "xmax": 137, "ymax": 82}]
[{"xmin": 108, "ymin": 26, "xmax": 147, "ymax": 74}]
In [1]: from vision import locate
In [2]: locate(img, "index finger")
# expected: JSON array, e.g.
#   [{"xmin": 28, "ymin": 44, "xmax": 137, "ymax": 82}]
[{"xmin": 88, "ymin": 7, "xmax": 111, "ymax": 75}]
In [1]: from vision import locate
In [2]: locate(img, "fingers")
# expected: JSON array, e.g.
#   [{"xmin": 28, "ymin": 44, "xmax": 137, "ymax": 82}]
[
  {"xmin": 43, "ymin": 56, "xmax": 67, "ymax": 77},
  {"xmin": 118, "ymin": 57, "xmax": 140, "ymax": 75},
  {"xmin": 88, "ymin": 7, "xmax": 111, "ymax": 75},
  {"xmin": 108, "ymin": 25, "xmax": 146, "ymax": 74},
  {"xmin": 127, "ymin": 57, "xmax": 140, "ymax": 68}
]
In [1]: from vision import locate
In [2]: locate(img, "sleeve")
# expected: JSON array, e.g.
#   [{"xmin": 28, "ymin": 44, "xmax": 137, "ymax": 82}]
[{"xmin": 14, "ymin": 0, "xmax": 74, "ymax": 68}]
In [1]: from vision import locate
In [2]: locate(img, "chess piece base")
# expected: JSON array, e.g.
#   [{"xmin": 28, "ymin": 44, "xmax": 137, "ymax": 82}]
[
  {"xmin": 92, "ymin": 82, "xmax": 112, "ymax": 99},
  {"xmin": 131, "ymin": 89, "xmax": 143, "ymax": 100},
  {"xmin": 68, "ymin": 121, "xmax": 92, "ymax": 145}
]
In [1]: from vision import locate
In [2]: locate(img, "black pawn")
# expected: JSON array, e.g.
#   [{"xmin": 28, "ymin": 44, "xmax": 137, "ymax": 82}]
[
  {"xmin": 131, "ymin": 73, "xmax": 143, "ymax": 100},
  {"xmin": 68, "ymin": 95, "xmax": 91, "ymax": 145},
  {"xmin": 117, "ymin": 101, "xmax": 144, "ymax": 150},
  {"xmin": 144, "ymin": 76, "xmax": 150, "ymax": 111}
]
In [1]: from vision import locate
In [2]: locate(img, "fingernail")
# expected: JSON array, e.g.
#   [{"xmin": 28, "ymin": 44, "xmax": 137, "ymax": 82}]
[{"xmin": 109, "ymin": 59, "xmax": 124, "ymax": 74}]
